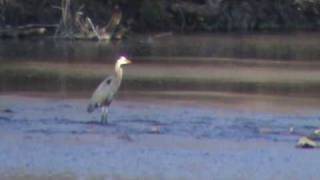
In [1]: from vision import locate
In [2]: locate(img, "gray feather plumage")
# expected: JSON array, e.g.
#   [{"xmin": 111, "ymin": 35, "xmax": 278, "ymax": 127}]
[
  {"xmin": 87, "ymin": 74, "xmax": 121, "ymax": 113},
  {"xmin": 87, "ymin": 56, "xmax": 131, "ymax": 119}
]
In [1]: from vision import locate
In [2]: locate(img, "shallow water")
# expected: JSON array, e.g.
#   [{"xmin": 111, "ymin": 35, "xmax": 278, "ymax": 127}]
[
  {"xmin": 1, "ymin": 33, "xmax": 320, "ymax": 179},
  {"xmin": 0, "ymin": 95, "xmax": 318, "ymax": 142},
  {"xmin": 0, "ymin": 95, "xmax": 320, "ymax": 179},
  {"xmin": 1, "ymin": 32, "xmax": 320, "ymax": 62}
]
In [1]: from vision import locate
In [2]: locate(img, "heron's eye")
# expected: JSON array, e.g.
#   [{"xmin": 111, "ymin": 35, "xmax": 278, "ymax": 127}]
[{"xmin": 106, "ymin": 79, "xmax": 112, "ymax": 84}]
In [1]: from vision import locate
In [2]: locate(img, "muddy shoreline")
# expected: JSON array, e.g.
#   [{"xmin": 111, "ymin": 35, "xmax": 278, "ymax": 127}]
[{"xmin": 1, "ymin": 94, "xmax": 320, "ymax": 179}]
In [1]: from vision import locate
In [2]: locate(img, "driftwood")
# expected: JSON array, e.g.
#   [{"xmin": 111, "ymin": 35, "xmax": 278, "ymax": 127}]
[
  {"xmin": 296, "ymin": 129, "xmax": 320, "ymax": 149},
  {"xmin": 0, "ymin": 24, "xmax": 56, "ymax": 38},
  {"xmin": 55, "ymin": 1, "xmax": 124, "ymax": 41},
  {"xmin": 86, "ymin": 17, "xmax": 101, "ymax": 40},
  {"xmin": 112, "ymin": 26, "xmax": 127, "ymax": 40},
  {"xmin": 0, "ymin": 1, "xmax": 125, "ymax": 40},
  {"xmin": 297, "ymin": 136, "xmax": 320, "ymax": 148},
  {"xmin": 54, "ymin": 0, "xmax": 77, "ymax": 38}
]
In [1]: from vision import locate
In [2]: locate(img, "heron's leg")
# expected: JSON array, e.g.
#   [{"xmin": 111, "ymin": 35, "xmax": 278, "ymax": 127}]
[{"xmin": 101, "ymin": 106, "xmax": 109, "ymax": 124}]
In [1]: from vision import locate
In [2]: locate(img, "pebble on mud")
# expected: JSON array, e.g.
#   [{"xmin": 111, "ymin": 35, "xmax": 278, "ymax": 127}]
[
  {"xmin": 259, "ymin": 127, "xmax": 272, "ymax": 134},
  {"xmin": 149, "ymin": 126, "xmax": 161, "ymax": 134},
  {"xmin": 289, "ymin": 127, "xmax": 295, "ymax": 134}
]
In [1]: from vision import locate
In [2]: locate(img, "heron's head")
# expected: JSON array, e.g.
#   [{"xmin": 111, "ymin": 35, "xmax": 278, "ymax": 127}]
[{"xmin": 116, "ymin": 56, "xmax": 132, "ymax": 67}]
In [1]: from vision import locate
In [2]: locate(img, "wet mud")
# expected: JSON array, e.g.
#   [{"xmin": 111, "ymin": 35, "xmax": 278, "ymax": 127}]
[{"xmin": 0, "ymin": 95, "xmax": 320, "ymax": 180}]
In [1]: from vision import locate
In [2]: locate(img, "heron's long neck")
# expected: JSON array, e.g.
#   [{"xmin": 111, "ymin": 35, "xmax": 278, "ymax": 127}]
[{"xmin": 115, "ymin": 63, "xmax": 123, "ymax": 81}]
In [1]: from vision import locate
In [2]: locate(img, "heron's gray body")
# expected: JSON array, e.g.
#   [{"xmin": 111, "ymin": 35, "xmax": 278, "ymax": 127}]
[
  {"xmin": 87, "ymin": 74, "xmax": 121, "ymax": 113},
  {"xmin": 87, "ymin": 56, "xmax": 131, "ymax": 123}
]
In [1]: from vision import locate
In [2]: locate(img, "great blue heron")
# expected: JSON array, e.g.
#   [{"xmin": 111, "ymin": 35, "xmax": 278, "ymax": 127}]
[{"xmin": 87, "ymin": 56, "xmax": 132, "ymax": 124}]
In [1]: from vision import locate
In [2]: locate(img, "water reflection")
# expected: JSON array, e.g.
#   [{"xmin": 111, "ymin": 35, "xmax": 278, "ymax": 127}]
[
  {"xmin": 1, "ymin": 32, "xmax": 320, "ymax": 62},
  {"xmin": 1, "ymin": 33, "xmax": 320, "ymax": 99}
]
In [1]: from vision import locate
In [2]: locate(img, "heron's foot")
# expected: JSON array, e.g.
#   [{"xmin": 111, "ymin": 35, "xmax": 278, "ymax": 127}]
[{"xmin": 101, "ymin": 114, "xmax": 108, "ymax": 125}]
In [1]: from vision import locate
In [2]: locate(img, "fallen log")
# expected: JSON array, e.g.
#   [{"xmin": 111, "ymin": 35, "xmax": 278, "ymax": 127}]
[{"xmin": 0, "ymin": 24, "xmax": 56, "ymax": 38}]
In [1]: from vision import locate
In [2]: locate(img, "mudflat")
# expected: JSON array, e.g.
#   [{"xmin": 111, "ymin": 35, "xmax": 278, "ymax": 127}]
[{"xmin": 0, "ymin": 93, "xmax": 319, "ymax": 180}]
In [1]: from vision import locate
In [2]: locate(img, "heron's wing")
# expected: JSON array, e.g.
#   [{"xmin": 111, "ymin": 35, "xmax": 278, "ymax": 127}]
[{"xmin": 89, "ymin": 75, "xmax": 116, "ymax": 108}]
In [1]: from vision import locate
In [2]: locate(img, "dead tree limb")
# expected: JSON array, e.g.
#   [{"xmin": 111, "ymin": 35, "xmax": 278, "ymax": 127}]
[
  {"xmin": 54, "ymin": 1, "xmax": 124, "ymax": 41},
  {"xmin": 86, "ymin": 17, "xmax": 101, "ymax": 40},
  {"xmin": 103, "ymin": 6, "xmax": 122, "ymax": 34}
]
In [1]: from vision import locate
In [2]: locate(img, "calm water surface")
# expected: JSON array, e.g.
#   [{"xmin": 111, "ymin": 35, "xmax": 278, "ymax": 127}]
[
  {"xmin": 1, "ymin": 33, "xmax": 320, "ymax": 180},
  {"xmin": 1, "ymin": 32, "xmax": 320, "ymax": 62}
]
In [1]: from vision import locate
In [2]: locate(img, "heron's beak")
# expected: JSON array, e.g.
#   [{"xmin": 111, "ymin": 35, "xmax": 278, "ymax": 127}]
[{"xmin": 126, "ymin": 59, "xmax": 132, "ymax": 64}]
